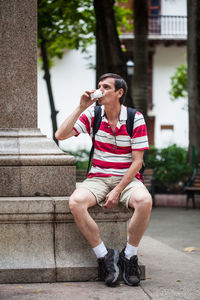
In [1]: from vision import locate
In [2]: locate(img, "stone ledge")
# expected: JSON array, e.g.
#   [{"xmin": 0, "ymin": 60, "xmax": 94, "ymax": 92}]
[
  {"xmin": 0, "ymin": 166, "xmax": 75, "ymax": 197},
  {"xmin": 0, "ymin": 197, "xmax": 145, "ymax": 283},
  {"xmin": 0, "ymin": 129, "xmax": 76, "ymax": 196},
  {"xmin": 0, "ymin": 197, "xmax": 133, "ymax": 222}
]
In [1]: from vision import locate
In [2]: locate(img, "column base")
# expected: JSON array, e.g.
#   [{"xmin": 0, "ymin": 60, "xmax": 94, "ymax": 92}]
[
  {"xmin": 0, "ymin": 129, "xmax": 76, "ymax": 196},
  {"xmin": 0, "ymin": 197, "xmax": 145, "ymax": 283}
]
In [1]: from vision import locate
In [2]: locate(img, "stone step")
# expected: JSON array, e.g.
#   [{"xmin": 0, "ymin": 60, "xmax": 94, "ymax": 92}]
[{"xmin": 0, "ymin": 197, "xmax": 145, "ymax": 283}]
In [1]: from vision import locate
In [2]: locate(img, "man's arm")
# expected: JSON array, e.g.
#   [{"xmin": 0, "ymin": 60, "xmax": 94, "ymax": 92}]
[
  {"xmin": 104, "ymin": 150, "xmax": 144, "ymax": 209},
  {"xmin": 55, "ymin": 90, "xmax": 96, "ymax": 140}
]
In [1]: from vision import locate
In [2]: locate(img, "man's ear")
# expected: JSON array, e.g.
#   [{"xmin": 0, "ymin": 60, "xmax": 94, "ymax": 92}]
[{"xmin": 117, "ymin": 88, "xmax": 124, "ymax": 98}]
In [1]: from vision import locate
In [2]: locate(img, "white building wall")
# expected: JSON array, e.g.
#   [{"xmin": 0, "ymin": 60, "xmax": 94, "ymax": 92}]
[
  {"xmin": 160, "ymin": 0, "xmax": 187, "ymax": 36},
  {"xmin": 38, "ymin": 42, "xmax": 188, "ymax": 151},
  {"xmin": 161, "ymin": 0, "xmax": 187, "ymax": 16},
  {"xmin": 38, "ymin": 46, "xmax": 95, "ymax": 152},
  {"xmin": 152, "ymin": 45, "xmax": 188, "ymax": 148}
]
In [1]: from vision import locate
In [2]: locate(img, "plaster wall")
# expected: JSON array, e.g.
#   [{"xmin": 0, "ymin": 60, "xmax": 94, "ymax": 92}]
[
  {"xmin": 38, "ymin": 46, "xmax": 95, "ymax": 152},
  {"xmin": 152, "ymin": 44, "xmax": 188, "ymax": 148},
  {"xmin": 161, "ymin": 0, "xmax": 187, "ymax": 16},
  {"xmin": 38, "ymin": 44, "xmax": 188, "ymax": 151}
]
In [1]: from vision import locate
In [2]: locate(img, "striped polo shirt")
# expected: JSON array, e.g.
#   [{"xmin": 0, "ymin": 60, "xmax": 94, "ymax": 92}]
[{"xmin": 73, "ymin": 104, "xmax": 149, "ymax": 180}]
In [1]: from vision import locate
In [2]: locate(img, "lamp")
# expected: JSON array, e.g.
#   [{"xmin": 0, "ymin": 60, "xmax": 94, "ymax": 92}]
[{"xmin": 126, "ymin": 59, "xmax": 135, "ymax": 76}]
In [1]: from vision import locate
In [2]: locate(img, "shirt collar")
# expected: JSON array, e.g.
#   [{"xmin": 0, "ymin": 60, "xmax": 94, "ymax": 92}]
[
  {"xmin": 101, "ymin": 104, "xmax": 127, "ymax": 121},
  {"xmin": 119, "ymin": 105, "xmax": 127, "ymax": 121}
]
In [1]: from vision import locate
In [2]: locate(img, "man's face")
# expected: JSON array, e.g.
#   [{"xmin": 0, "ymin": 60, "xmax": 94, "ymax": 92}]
[{"xmin": 97, "ymin": 77, "xmax": 122, "ymax": 106}]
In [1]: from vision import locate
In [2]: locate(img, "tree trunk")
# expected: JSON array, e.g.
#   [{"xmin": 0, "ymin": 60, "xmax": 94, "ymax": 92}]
[
  {"xmin": 132, "ymin": 0, "xmax": 148, "ymax": 120},
  {"xmin": 40, "ymin": 36, "xmax": 59, "ymax": 145},
  {"xmin": 187, "ymin": 0, "xmax": 200, "ymax": 165},
  {"xmin": 93, "ymin": 0, "xmax": 133, "ymax": 107}
]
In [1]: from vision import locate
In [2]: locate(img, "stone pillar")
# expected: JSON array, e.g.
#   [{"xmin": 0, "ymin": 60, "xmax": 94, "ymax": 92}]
[
  {"xmin": 0, "ymin": 0, "xmax": 76, "ymax": 196},
  {"xmin": 0, "ymin": 0, "xmax": 37, "ymax": 129},
  {"xmin": 0, "ymin": 0, "xmax": 145, "ymax": 283}
]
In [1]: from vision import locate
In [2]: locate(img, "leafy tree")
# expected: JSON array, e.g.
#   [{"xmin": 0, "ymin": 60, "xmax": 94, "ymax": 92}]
[
  {"xmin": 168, "ymin": 5, "xmax": 200, "ymax": 167},
  {"xmin": 93, "ymin": 0, "xmax": 133, "ymax": 106},
  {"xmin": 38, "ymin": 0, "xmax": 95, "ymax": 64},
  {"xmin": 38, "ymin": 0, "xmax": 95, "ymax": 144},
  {"xmin": 169, "ymin": 64, "xmax": 188, "ymax": 101},
  {"xmin": 38, "ymin": 0, "xmax": 133, "ymax": 141},
  {"xmin": 187, "ymin": 0, "xmax": 200, "ymax": 164},
  {"xmin": 170, "ymin": 2, "xmax": 200, "ymax": 165},
  {"xmin": 131, "ymin": 0, "xmax": 148, "ymax": 121}
]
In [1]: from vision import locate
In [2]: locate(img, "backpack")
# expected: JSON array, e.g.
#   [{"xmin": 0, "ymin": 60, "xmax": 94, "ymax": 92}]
[{"xmin": 87, "ymin": 105, "xmax": 146, "ymax": 175}]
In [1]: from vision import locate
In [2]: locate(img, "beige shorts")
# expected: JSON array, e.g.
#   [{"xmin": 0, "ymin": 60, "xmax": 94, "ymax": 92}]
[{"xmin": 77, "ymin": 176, "xmax": 148, "ymax": 209}]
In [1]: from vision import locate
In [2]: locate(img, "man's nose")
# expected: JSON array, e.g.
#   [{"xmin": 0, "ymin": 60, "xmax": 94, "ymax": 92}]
[{"xmin": 99, "ymin": 87, "xmax": 104, "ymax": 93}]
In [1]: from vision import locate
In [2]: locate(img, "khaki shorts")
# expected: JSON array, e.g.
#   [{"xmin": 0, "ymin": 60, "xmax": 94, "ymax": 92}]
[{"xmin": 77, "ymin": 176, "xmax": 148, "ymax": 209}]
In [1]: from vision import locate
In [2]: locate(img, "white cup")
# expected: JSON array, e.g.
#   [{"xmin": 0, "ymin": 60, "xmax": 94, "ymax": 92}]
[{"xmin": 90, "ymin": 89, "xmax": 103, "ymax": 100}]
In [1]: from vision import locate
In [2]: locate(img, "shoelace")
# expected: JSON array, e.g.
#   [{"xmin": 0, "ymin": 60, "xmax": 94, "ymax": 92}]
[
  {"xmin": 129, "ymin": 261, "xmax": 141, "ymax": 276},
  {"xmin": 123, "ymin": 257, "xmax": 141, "ymax": 277},
  {"xmin": 99, "ymin": 253, "xmax": 115, "ymax": 275},
  {"xmin": 104, "ymin": 257, "xmax": 115, "ymax": 274}
]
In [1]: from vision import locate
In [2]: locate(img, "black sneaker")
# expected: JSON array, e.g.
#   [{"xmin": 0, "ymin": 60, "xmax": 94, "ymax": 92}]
[
  {"xmin": 119, "ymin": 249, "xmax": 141, "ymax": 286},
  {"xmin": 97, "ymin": 249, "xmax": 119, "ymax": 286}
]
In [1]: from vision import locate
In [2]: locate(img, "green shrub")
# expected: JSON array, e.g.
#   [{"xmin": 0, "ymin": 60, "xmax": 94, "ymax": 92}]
[
  {"xmin": 68, "ymin": 145, "xmax": 192, "ymax": 193},
  {"xmin": 68, "ymin": 148, "xmax": 89, "ymax": 170},
  {"xmin": 146, "ymin": 145, "xmax": 192, "ymax": 193}
]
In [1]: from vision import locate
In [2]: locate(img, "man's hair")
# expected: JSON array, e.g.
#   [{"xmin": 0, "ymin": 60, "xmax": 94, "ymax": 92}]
[{"xmin": 98, "ymin": 73, "xmax": 127, "ymax": 104}]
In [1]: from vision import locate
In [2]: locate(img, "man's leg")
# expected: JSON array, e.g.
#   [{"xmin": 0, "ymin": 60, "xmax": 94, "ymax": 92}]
[
  {"xmin": 69, "ymin": 187, "xmax": 101, "ymax": 247},
  {"xmin": 119, "ymin": 187, "xmax": 152, "ymax": 286},
  {"xmin": 128, "ymin": 187, "xmax": 152, "ymax": 246},
  {"xmin": 69, "ymin": 186, "xmax": 119, "ymax": 286}
]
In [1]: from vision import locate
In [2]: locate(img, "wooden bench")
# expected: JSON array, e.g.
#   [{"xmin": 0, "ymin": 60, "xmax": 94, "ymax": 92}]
[
  {"xmin": 184, "ymin": 168, "xmax": 200, "ymax": 208},
  {"xmin": 76, "ymin": 168, "xmax": 157, "ymax": 206}
]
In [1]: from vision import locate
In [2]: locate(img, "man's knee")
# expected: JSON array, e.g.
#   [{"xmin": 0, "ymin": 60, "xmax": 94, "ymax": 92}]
[
  {"xmin": 69, "ymin": 188, "xmax": 96, "ymax": 215},
  {"xmin": 130, "ymin": 190, "xmax": 152, "ymax": 211},
  {"xmin": 69, "ymin": 194, "xmax": 85, "ymax": 215}
]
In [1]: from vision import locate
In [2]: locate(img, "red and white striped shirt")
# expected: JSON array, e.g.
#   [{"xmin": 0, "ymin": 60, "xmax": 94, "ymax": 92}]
[{"xmin": 73, "ymin": 105, "xmax": 149, "ymax": 180}]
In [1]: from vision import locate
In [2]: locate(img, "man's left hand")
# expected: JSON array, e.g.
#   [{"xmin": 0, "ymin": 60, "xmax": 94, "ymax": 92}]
[{"xmin": 104, "ymin": 189, "xmax": 120, "ymax": 209}]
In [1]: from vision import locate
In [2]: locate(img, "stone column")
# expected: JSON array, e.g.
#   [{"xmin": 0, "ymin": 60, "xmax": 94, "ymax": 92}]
[
  {"xmin": 0, "ymin": 0, "xmax": 76, "ymax": 196},
  {"xmin": 0, "ymin": 0, "xmax": 144, "ymax": 283}
]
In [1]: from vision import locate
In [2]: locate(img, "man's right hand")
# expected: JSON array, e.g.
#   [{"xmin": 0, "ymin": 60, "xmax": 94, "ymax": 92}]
[
  {"xmin": 80, "ymin": 90, "xmax": 96, "ymax": 110},
  {"xmin": 55, "ymin": 90, "xmax": 97, "ymax": 141}
]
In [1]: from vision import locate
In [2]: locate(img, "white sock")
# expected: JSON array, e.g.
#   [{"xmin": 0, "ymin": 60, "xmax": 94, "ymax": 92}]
[
  {"xmin": 124, "ymin": 242, "xmax": 138, "ymax": 259},
  {"xmin": 93, "ymin": 242, "xmax": 108, "ymax": 259}
]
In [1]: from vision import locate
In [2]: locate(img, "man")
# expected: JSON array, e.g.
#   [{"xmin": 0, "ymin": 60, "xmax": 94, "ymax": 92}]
[{"xmin": 55, "ymin": 73, "xmax": 152, "ymax": 287}]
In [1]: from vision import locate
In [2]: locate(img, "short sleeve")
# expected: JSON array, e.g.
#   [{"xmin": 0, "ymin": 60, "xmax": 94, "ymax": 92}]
[
  {"xmin": 73, "ymin": 105, "xmax": 94, "ymax": 137},
  {"xmin": 131, "ymin": 112, "xmax": 149, "ymax": 151}
]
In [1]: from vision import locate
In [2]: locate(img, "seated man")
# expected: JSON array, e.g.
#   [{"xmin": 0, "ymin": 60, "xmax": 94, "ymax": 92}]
[{"xmin": 55, "ymin": 73, "xmax": 152, "ymax": 287}]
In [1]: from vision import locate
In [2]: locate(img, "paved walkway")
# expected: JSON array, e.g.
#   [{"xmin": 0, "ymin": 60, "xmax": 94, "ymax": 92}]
[{"xmin": 0, "ymin": 207, "xmax": 200, "ymax": 300}]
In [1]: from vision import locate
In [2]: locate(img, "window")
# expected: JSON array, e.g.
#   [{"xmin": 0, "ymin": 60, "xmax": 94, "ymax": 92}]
[{"xmin": 149, "ymin": 0, "xmax": 161, "ymax": 34}]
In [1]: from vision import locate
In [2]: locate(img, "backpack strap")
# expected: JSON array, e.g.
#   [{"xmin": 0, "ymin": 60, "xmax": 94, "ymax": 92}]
[
  {"xmin": 87, "ymin": 105, "xmax": 102, "ymax": 174},
  {"xmin": 126, "ymin": 107, "xmax": 137, "ymax": 138}
]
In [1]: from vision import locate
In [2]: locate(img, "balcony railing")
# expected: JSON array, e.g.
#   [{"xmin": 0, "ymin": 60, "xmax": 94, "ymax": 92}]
[{"xmin": 149, "ymin": 15, "xmax": 187, "ymax": 36}]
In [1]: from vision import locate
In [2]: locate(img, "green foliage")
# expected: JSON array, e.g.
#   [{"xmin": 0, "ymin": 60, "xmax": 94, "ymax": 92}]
[
  {"xmin": 38, "ymin": 0, "xmax": 95, "ymax": 66},
  {"xmin": 169, "ymin": 64, "xmax": 188, "ymax": 101},
  {"xmin": 69, "ymin": 144, "xmax": 192, "ymax": 193},
  {"xmin": 146, "ymin": 145, "xmax": 192, "ymax": 193},
  {"xmin": 68, "ymin": 148, "xmax": 90, "ymax": 169},
  {"xmin": 38, "ymin": 0, "xmax": 133, "ymax": 66},
  {"xmin": 144, "ymin": 146, "xmax": 158, "ymax": 168},
  {"xmin": 114, "ymin": 1, "xmax": 133, "ymax": 35}
]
